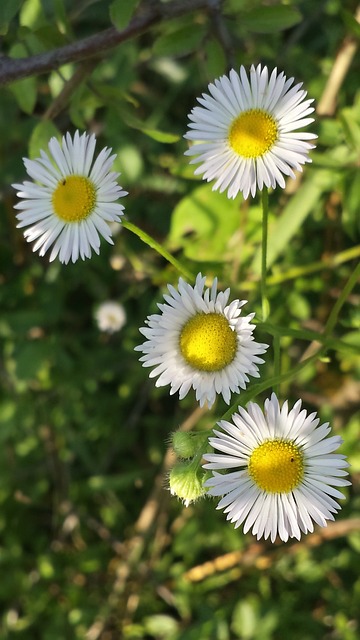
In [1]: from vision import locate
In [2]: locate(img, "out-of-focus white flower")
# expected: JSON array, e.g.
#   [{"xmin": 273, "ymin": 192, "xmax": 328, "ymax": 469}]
[{"xmin": 95, "ymin": 301, "xmax": 126, "ymax": 334}]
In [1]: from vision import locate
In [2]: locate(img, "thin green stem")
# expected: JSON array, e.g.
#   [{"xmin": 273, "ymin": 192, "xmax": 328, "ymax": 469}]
[
  {"xmin": 220, "ymin": 344, "xmax": 327, "ymax": 422},
  {"xmin": 324, "ymin": 260, "xmax": 360, "ymax": 337},
  {"xmin": 219, "ymin": 259, "xmax": 360, "ymax": 423},
  {"xmin": 273, "ymin": 332, "xmax": 281, "ymax": 397},
  {"xmin": 197, "ymin": 345, "xmax": 328, "ymax": 451},
  {"xmin": 260, "ymin": 322, "xmax": 360, "ymax": 355},
  {"xmin": 240, "ymin": 244, "xmax": 360, "ymax": 291},
  {"xmin": 122, "ymin": 220, "xmax": 194, "ymax": 281},
  {"xmin": 261, "ymin": 188, "xmax": 269, "ymax": 321}
]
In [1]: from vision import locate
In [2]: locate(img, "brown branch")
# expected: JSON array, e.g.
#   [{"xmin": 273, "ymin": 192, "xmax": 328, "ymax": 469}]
[
  {"xmin": 184, "ymin": 518, "xmax": 360, "ymax": 582},
  {"xmin": 0, "ymin": 0, "xmax": 216, "ymax": 87}
]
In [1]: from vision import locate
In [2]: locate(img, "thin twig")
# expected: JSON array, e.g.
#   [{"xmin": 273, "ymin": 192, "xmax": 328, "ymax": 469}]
[
  {"xmin": 0, "ymin": 0, "xmax": 219, "ymax": 86},
  {"xmin": 43, "ymin": 59, "xmax": 99, "ymax": 120}
]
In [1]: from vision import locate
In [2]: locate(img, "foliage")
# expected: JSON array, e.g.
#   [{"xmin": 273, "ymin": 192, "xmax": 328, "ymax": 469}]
[{"xmin": 0, "ymin": 0, "xmax": 359, "ymax": 638}]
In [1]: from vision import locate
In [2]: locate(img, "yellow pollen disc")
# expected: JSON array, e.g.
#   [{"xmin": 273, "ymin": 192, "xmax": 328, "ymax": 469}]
[
  {"xmin": 52, "ymin": 175, "xmax": 96, "ymax": 222},
  {"xmin": 228, "ymin": 109, "xmax": 278, "ymax": 158},
  {"xmin": 179, "ymin": 312, "xmax": 237, "ymax": 372},
  {"xmin": 248, "ymin": 439, "xmax": 304, "ymax": 493}
]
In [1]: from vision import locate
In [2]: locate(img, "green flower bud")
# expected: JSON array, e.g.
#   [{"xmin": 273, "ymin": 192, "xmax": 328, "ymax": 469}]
[
  {"xmin": 171, "ymin": 431, "xmax": 198, "ymax": 459},
  {"xmin": 169, "ymin": 461, "xmax": 206, "ymax": 507}
]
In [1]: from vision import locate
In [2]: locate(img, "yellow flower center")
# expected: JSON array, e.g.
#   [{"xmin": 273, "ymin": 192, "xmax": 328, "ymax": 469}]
[
  {"xmin": 228, "ymin": 109, "xmax": 278, "ymax": 158},
  {"xmin": 52, "ymin": 175, "xmax": 96, "ymax": 222},
  {"xmin": 179, "ymin": 312, "xmax": 237, "ymax": 372},
  {"xmin": 248, "ymin": 439, "xmax": 304, "ymax": 493}
]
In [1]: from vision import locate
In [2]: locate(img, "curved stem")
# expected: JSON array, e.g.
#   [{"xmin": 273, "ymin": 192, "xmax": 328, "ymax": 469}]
[
  {"xmin": 220, "ymin": 344, "xmax": 327, "ymax": 422},
  {"xmin": 240, "ymin": 244, "xmax": 360, "ymax": 291},
  {"xmin": 122, "ymin": 220, "xmax": 194, "ymax": 280},
  {"xmin": 219, "ymin": 259, "xmax": 360, "ymax": 421},
  {"xmin": 324, "ymin": 260, "xmax": 360, "ymax": 337}
]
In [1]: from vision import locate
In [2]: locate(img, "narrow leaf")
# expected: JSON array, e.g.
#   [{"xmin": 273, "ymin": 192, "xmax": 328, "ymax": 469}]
[
  {"xmin": 0, "ymin": 0, "xmax": 24, "ymax": 35},
  {"xmin": 341, "ymin": 9, "xmax": 360, "ymax": 39},
  {"xmin": 153, "ymin": 23, "xmax": 207, "ymax": 57},
  {"xmin": 241, "ymin": 6, "xmax": 302, "ymax": 33},
  {"xmin": 109, "ymin": 0, "xmax": 139, "ymax": 31}
]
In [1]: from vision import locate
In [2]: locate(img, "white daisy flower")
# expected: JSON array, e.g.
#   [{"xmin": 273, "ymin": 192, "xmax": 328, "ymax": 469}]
[
  {"xmin": 95, "ymin": 301, "xmax": 127, "ymax": 334},
  {"xmin": 13, "ymin": 130, "xmax": 128, "ymax": 264},
  {"xmin": 184, "ymin": 64, "xmax": 317, "ymax": 199},
  {"xmin": 203, "ymin": 393, "xmax": 350, "ymax": 543},
  {"xmin": 135, "ymin": 273, "xmax": 268, "ymax": 409}
]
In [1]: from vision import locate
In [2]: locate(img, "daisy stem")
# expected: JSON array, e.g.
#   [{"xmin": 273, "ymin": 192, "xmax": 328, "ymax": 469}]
[
  {"xmin": 122, "ymin": 220, "xmax": 194, "ymax": 281},
  {"xmin": 218, "ymin": 260, "xmax": 360, "ymax": 424},
  {"xmin": 221, "ymin": 344, "xmax": 327, "ymax": 422},
  {"xmin": 260, "ymin": 188, "xmax": 269, "ymax": 321},
  {"xmin": 273, "ymin": 332, "xmax": 281, "ymax": 396}
]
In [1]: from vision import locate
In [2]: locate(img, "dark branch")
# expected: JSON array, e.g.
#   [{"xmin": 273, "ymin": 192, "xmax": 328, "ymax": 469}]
[{"xmin": 0, "ymin": 0, "xmax": 216, "ymax": 86}]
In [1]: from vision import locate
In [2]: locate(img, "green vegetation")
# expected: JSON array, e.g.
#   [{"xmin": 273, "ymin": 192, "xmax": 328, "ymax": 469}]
[{"xmin": 0, "ymin": 0, "xmax": 359, "ymax": 638}]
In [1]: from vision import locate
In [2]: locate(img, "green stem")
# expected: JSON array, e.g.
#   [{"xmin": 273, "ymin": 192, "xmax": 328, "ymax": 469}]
[
  {"xmin": 273, "ymin": 332, "xmax": 281, "ymax": 397},
  {"xmin": 220, "ymin": 344, "xmax": 327, "ymax": 422},
  {"xmin": 261, "ymin": 188, "xmax": 269, "ymax": 321},
  {"xmin": 240, "ymin": 244, "xmax": 360, "ymax": 291},
  {"xmin": 323, "ymin": 260, "xmax": 360, "ymax": 337},
  {"xmin": 122, "ymin": 220, "xmax": 194, "ymax": 281},
  {"xmin": 219, "ymin": 259, "xmax": 360, "ymax": 422}
]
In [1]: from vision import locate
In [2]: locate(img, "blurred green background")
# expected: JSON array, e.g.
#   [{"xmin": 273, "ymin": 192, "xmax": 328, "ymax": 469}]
[{"xmin": 0, "ymin": 0, "xmax": 359, "ymax": 638}]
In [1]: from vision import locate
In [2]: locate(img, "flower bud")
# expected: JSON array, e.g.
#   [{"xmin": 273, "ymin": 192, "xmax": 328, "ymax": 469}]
[
  {"xmin": 169, "ymin": 461, "xmax": 206, "ymax": 507},
  {"xmin": 171, "ymin": 431, "xmax": 198, "ymax": 459}
]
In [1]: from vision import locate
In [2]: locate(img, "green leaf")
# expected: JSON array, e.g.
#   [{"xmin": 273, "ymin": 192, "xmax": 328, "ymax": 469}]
[
  {"xmin": 126, "ymin": 115, "xmax": 180, "ymax": 142},
  {"xmin": 9, "ymin": 77, "xmax": 37, "ymax": 114},
  {"xmin": 90, "ymin": 81, "xmax": 139, "ymax": 108},
  {"xmin": 91, "ymin": 82, "xmax": 178, "ymax": 142},
  {"xmin": 8, "ymin": 42, "xmax": 37, "ymax": 114},
  {"xmin": 153, "ymin": 23, "xmax": 207, "ymax": 57},
  {"xmin": 109, "ymin": 0, "xmax": 139, "ymax": 31},
  {"xmin": 311, "ymin": 146, "xmax": 357, "ymax": 169},
  {"xmin": 241, "ymin": 6, "xmax": 302, "ymax": 33},
  {"xmin": 252, "ymin": 170, "xmax": 335, "ymax": 274},
  {"xmin": 114, "ymin": 106, "xmax": 180, "ymax": 142},
  {"xmin": 20, "ymin": 0, "xmax": 46, "ymax": 28},
  {"xmin": 168, "ymin": 184, "xmax": 241, "ymax": 262},
  {"xmin": 342, "ymin": 170, "xmax": 360, "ymax": 239},
  {"xmin": 232, "ymin": 598, "xmax": 259, "ymax": 639},
  {"xmin": 144, "ymin": 615, "xmax": 179, "ymax": 637},
  {"xmin": 15, "ymin": 341, "xmax": 52, "ymax": 381},
  {"xmin": 203, "ymin": 37, "xmax": 226, "ymax": 79},
  {"xmin": 29, "ymin": 121, "xmax": 61, "ymax": 160},
  {"xmin": 340, "ymin": 106, "xmax": 360, "ymax": 150},
  {"xmin": 341, "ymin": 9, "xmax": 360, "ymax": 39},
  {"xmin": 141, "ymin": 128, "xmax": 180, "ymax": 143},
  {"xmin": 0, "ymin": 0, "xmax": 24, "ymax": 35},
  {"xmin": 342, "ymin": 331, "xmax": 360, "ymax": 348}
]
